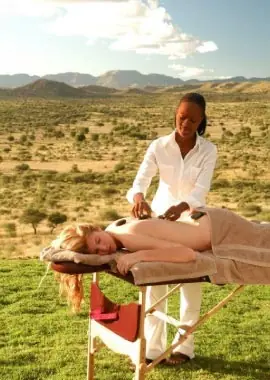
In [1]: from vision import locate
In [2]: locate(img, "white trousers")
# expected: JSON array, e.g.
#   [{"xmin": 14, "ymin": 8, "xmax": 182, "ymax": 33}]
[{"xmin": 144, "ymin": 282, "xmax": 202, "ymax": 360}]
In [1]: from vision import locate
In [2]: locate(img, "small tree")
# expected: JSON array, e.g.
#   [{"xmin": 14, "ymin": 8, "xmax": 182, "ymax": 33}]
[
  {"xmin": 48, "ymin": 212, "xmax": 67, "ymax": 233},
  {"xmin": 20, "ymin": 208, "xmax": 47, "ymax": 234}
]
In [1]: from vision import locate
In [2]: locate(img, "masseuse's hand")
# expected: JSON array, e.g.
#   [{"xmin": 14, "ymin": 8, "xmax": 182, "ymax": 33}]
[
  {"xmin": 116, "ymin": 252, "xmax": 141, "ymax": 275},
  {"xmin": 159, "ymin": 202, "xmax": 189, "ymax": 221},
  {"xmin": 132, "ymin": 193, "xmax": 152, "ymax": 219}
]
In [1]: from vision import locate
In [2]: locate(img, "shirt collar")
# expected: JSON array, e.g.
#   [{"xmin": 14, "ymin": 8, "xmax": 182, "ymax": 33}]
[{"xmin": 163, "ymin": 130, "xmax": 202, "ymax": 151}]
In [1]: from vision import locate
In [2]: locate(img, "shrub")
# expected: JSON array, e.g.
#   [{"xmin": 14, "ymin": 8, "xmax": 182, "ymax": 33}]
[
  {"xmin": 100, "ymin": 187, "xmax": 118, "ymax": 196},
  {"xmin": 48, "ymin": 212, "xmax": 67, "ymax": 233},
  {"xmin": 3, "ymin": 223, "xmax": 17, "ymax": 237},
  {"xmin": 15, "ymin": 163, "xmax": 30, "ymax": 171},
  {"xmin": 100, "ymin": 209, "xmax": 122, "ymax": 221},
  {"xmin": 240, "ymin": 204, "xmax": 262, "ymax": 217},
  {"xmin": 211, "ymin": 179, "xmax": 230, "ymax": 190},
  {"xmin": 54, "ymin": 130, "xmax": 65, "ymax": 138},
  {"xmin": 19, "ymin": 135, "xmax": 27, "ymax": 143},
  {"xmin": 114, "ymin": 162, "xmax": 125, "ymax": 172},
  {"xmin": 71, "ymin": 164, "xmax": 80, "ymax": 173},
  {"xmin": 76, "ymin": 133, "xmax": 86, "ymax": 142}
]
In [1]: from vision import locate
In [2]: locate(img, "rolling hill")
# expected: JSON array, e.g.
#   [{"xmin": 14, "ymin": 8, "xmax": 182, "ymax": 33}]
[
  {"xmin": 0, "ymin": 78, "xmax": 269, "ymax": 99},
  {"xmin": 1, "ymin": 70, "xmax": 269, "ymax": 90}
]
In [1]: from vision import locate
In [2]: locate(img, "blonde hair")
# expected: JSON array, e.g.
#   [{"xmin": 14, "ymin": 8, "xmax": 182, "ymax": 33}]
[
  {"xmin": 51, "ymin": 223, "xmax": 100, "ymax": 252},
  {"xmin": 52, "ymin": 223, "xmax": 100, "ymax": 313}
]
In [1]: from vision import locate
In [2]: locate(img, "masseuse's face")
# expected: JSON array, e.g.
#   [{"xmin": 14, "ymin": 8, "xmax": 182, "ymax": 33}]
[
  {"xmin": 175, "ymin": 101, "xmax": 203, "ymax": 140},
  {"xmin": 86, "ymin": 230, "xmax": 117, "ymax": 255}
]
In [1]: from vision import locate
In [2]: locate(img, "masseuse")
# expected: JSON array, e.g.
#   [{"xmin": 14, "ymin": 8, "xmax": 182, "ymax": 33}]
[{"xmin": 126, "ymin": 92, "xmax": 217, "ymax": 365}]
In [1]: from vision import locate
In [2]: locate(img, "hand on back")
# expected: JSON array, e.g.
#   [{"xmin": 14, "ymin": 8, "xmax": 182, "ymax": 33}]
[
  {"xmin": 158, "ymin": 202, "xmax": 189, "ymax": 222},
  {"xmin": 132, "ymin": 193, "xmax": 152, "ymax": 219}
]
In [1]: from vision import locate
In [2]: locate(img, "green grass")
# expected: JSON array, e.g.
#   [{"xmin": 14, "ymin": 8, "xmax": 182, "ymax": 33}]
[{"xmin": 1, "ymin": 259, "xmax": 270, "ymax": 380}]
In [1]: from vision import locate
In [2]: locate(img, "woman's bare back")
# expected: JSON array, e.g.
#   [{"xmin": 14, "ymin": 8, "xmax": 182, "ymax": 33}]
[{"xmin": 107, "ymin": 215, "xmax": 212, "ymax": 252}]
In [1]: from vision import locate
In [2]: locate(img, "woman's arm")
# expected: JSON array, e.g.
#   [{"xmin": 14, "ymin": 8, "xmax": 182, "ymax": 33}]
[
  {"xmin": 116, "ymin": 246, "xmax": 196, "ymax": 275},
  {"xmin": 126, "ymin": 141, "xmax": 158, "ymax": 204}
]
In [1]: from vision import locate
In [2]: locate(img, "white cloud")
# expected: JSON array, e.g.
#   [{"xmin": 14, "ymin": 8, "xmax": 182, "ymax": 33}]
[
  {"xmin": 215, "ymin": 75, "xmax": 232, "ymax": 80},
  {"xmin": 196, "ymin": 41, "xmax": 218, "ymax": 54},
  {"xmin": 1, "ymin": 0, "xmax": 218, "ymax": 59},
  {"xmin": 169, "ymin": 63, "xmax": 214, "ymax": 78}
]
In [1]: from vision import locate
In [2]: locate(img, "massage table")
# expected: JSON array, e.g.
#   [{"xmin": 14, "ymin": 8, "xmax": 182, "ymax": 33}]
[
  {"xmin": 46, "ymin": 210, "xmax": 270, "ymax": 379},
  {"xmin": 50, "ymin": 251, "xmax": 269, "ymax": 380}
]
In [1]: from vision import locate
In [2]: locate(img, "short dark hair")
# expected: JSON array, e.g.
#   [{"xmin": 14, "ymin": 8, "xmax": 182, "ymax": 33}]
[{"xmin": 175, "ymin": 92, "xmax": 207, "ymax": 136}]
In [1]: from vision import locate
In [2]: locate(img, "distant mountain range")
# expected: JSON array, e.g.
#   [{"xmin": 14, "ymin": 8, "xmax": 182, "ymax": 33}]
[
  {"xmin": 0, "ymin": 77, "xmax": 269, "ymax": 99},
  {"xmin": 1, "ymin": 70, "xmax": 270, "ymax": 89}
]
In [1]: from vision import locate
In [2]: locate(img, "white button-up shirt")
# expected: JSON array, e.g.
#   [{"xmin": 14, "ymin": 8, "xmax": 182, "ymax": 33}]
[{"xmin": 126, "ymin": 131, "xmax": 217, "ymax": 217}]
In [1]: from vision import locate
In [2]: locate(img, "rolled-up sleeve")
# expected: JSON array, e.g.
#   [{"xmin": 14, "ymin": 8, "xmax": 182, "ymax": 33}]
[
  {"xmin": 126, "ymin": 141, "xmax": 158, "ymax": 204},
  {"xmin": 183, "ymin": 145, "xmax": 218, "ymax": 209}
]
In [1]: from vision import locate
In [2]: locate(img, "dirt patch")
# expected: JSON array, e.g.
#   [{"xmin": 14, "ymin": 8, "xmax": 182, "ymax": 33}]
[{"xmin": 0, "ymin": 160, "xmax": 117, "ymax": 173}]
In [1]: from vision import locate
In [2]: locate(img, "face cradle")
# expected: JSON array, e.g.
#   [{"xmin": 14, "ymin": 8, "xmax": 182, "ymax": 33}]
[
  {"xmin": 175, "ymin": 101, "xmax": 204, "ymax": 140},
  {"xmin": 86, "ymin": 230, "xmax": 117, "ymax": 255}
]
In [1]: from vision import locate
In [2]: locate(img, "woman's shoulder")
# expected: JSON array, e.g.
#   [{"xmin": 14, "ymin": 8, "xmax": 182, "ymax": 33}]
[
  {"xmin": 198, "ymin": 136, "xmax": 217, "ymax": 152},
  {"xmin": 148, "ymin": 132, "xmax": 174, "ymax": 149}
]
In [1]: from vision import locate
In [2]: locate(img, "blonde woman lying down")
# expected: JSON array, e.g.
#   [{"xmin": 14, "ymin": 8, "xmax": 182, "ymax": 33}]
[{"xmin": 48, "ymin": 208, "xmax": 269, "ymax": 312}]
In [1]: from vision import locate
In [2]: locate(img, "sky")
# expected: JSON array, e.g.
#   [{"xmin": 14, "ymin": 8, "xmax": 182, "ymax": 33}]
[{"xmin": 0, "ymin": 0, "xmax": 269, "ymax": 80}]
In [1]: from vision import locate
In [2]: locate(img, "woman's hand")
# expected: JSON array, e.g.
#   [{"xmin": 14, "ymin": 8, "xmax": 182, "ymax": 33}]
[
  {"xmin": 132, "ymin": 193, "xmax": 152, "ymax": 219},
  {"xmin": 115, "ymin": 252, "xmax": 141, "ymax": 275},
  {"xmin": 160, "ymin": 202, "xmax": 189, "ymax": 221}
]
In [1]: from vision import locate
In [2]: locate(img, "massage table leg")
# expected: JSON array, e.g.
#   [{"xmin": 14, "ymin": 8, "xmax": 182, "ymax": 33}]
[
  {"xmin": 135, "ymin": 287, "xmax": 147, "ymax": 380},
  {"xmin": 87, "ymin": 319, "xmax": 96, "ymax": 380},
  {"xmin": 87, "ymin": 273, "xmax": 99, "ymax": 380},
  {"xmin": 146, "ymin": 284, "xmax": 245, "ymax": 372}
]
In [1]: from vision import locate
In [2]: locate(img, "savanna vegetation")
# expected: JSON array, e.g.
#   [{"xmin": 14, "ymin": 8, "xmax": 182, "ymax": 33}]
[{"xmin": 0, "ymin": 90, "xmax": 269, "ymax": 379}]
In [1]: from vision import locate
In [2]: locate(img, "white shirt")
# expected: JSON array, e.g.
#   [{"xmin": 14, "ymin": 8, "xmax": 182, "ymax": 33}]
[{"xmin": 126, "ymin": 131, "xmax": 217, "ymax": 217}]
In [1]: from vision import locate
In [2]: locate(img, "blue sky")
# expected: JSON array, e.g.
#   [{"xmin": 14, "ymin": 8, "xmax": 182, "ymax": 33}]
[{"xmin": 0, "ymin": 0, "xmax": 269, "ymax": 79}]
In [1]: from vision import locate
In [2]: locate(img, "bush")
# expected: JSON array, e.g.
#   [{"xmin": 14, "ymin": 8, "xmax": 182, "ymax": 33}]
[
  {"xmin": 100, "ymin": 187, "xmax": 118, "ymax": 196},
  {"xmin": 76, "ymin": 133, "xmax": 86, "ymax": 142},
  {"xmin": 114, "ymin": 162, "xmax": 125, "ymax": 172},
  {"xmin": 240, "ymin": 204, "xmax": 262, "ymax": 217},
  {"xmin": 54, "ymin": 130, "xmax": 65, "ymax": 138},
  {"xmin": 211, "ymin": 179, "xmax": 230, "ymax": 190},
  {"xmin": 71, "ymin": 164, "xmax": 80, "ymax": 173},
  {"xmin": 100, "ymin": 209, "xmax": 122, "ymax": 221},
  {"xmin": 15, "ymin": 163, "xmax": 30, "ymax": 171},
  {"xmin": 3, "ymin": 223, "xmax": 17, "ymax": 237},
  {"xmin": 48, "ymin": 212, "xmax": 67, "ymax": 233}
]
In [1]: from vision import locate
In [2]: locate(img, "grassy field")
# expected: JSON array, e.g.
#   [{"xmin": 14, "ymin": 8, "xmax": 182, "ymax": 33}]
[
  {"xmin": 1, "ymin": 259, "xmax": 270, "ymax": 380},
  {"xmin": 0, "ymin": 91, "xmax": 270, "ymax": 379}
]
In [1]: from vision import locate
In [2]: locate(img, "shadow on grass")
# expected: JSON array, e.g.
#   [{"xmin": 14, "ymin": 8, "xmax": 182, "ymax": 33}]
[{"xmin": 189, "ymin": 355, "xmax": 270, "ymax": 379}]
